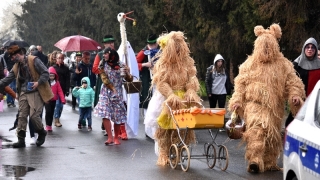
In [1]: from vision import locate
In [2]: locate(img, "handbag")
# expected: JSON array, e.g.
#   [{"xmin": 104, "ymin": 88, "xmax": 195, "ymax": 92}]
[
  {"xmin": 123, "ymin": 76, "xmax": 142, "ymax": 94},
  {"xmin": 225, "ymin": 111, "xmax": 246, "ymax": 139}
]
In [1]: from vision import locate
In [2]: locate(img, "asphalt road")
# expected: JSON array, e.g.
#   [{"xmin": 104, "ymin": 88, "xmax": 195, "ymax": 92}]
[{"xmin": 0, "ymin": 98, "xmax": 283, "ymax": 180}]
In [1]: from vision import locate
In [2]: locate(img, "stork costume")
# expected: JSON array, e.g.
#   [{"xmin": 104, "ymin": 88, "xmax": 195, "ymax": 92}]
[
  {"xmin": 152, "ymin": 31, "xmax": 201, "ymax": 165},
  {"xmin": 117, "ymin": 12, "xmax": 140, "ymax": 138},
  {"xmin": 228, "ymin": 24, "xmax": 305, "ymax": 173}
]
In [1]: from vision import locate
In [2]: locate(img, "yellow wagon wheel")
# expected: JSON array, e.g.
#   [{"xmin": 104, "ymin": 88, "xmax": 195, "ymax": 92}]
[
  {"xmin": 218, "ymin": 145, "xmax": 229, "ymax": 171},
  {"xmin": 206, "ymin": 144, "xmax": 217, "ymax": 169},
  {"xmin": 169, "ymin": 144, "xmax": 179, "ymax": 169},
  {"xmin": 180, "ymin": 145, "xmax": 190, "ymax": 172}
]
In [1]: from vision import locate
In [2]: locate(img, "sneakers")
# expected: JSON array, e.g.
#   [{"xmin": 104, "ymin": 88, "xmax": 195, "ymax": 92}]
[
  {"xmin": 72, "ymin": 105, "xmax": 76, "ymax": 110},
  {"xmin": 7, "ymin": 103, "xmax": 16, "ymax": 108},
  {"xmin": 88, "ymin": 126, "xmax": 92, "ymax": 131},
  {"xmin": 30, "ymin": 137, "xmax": 37, "ymax": 145},
  {"xmin": 78, "ymin": 124, "xmax": 82, "ymax": 130},
  {"xmin": 45, "ymin": 125, "xmax": 52, "ymax": 132}
]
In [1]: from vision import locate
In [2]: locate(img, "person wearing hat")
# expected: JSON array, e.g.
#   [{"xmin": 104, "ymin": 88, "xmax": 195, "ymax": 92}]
[
  {"xmin": 136, "ymin": 33, "xmax": 159, "ymax": 139},
  {"xmin": 0, "ymin": 44, "xmax": 53, "ymax": 148},
  {"xmin": 92, "ymin": 35, "xmax": 118, "ymax": 135},
  {"xmin": 69, "ymin": 52, "xmax": 82, "ymax": 110}
]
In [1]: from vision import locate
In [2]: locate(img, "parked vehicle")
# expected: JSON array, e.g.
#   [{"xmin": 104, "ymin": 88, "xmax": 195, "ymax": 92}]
[{"xmin": 283, "ymin": 81, "xmax": 320, "ymax": 180}]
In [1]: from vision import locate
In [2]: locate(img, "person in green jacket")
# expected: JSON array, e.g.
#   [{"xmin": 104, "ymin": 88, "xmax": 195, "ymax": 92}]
[{"xmin": 72, "ymin": 77, "xmax": 95, "ymax": 131}]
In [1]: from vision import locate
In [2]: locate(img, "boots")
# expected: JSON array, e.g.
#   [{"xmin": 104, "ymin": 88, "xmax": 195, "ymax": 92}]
[
  {"xmin": 36, "ymin": 128, "xmax": 47, "ymax": 147},
  {"xmin": 248, "ymin": 162, "xmax": 260, "ymax": 173},
  {"xmin": 12, "ymin": 130, "xmax": 26, "ymax": 148},
  {"xmin": 114, "ymin": 124, "xmax": 121, "ymax": 145},
  {"xmin": 55, "ymin": 118, "xmax": 62, "ymax": 127},
  {"xmin": 119, "ymin": 124, "xmax": 128, "ymax": 140},
  {"xmin": 103, "ymin": 119, "xmax": 113, "ymax": 145}
]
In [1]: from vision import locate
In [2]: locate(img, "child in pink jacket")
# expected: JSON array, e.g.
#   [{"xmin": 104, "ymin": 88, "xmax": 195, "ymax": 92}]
[{"xmin": 45, "ymin": 67, "xmax": 66, "ymax": 131}]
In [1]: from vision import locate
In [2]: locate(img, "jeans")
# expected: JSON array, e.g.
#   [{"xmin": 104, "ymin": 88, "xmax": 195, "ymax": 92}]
[
  {"xmin": 79, "ymin": 107, "xmax": 92, "ymax": 126},
  {"xmin": 54, "ymin": 97, "xmax": 64, "ymax": 119},
  {"xmin": 7, "ymin": 80, "xmax": 16, "ymax": 105}
]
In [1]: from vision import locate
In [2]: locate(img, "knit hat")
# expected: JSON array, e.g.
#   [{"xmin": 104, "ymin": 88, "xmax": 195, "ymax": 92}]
[
  {"xmin": 7, "ymin": 45, "xmax": 22, "ymax": 57},
  {"xmin": 147, "ymin": 34, "xmax": 157, "ymax": 44},
  {"xmin": 75, "ymin": 52, "xmax": 82, "ymax": 57},
  {"xmin": 102, "ymin": 35, "xmax": 115, "ymax": 43}
]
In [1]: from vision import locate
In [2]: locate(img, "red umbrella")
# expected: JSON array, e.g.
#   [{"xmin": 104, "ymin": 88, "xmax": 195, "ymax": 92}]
[{"xmin": 54, "ymin": 35, "xmax": 100, "ymax": 52}]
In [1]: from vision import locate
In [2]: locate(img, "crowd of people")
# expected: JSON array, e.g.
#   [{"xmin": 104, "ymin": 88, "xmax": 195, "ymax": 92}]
[{"xmin": 0, "ymin": 24, "xmax": 320, "ymax": 173}]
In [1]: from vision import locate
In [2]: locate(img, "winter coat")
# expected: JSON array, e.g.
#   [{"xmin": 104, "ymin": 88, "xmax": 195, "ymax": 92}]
[
  {"xmin": 205, "ymin": 63, "xmax": 233, "ymax": 96},
  {"xmin": 48, "ymin": 67, "xmax": 66, "ymax": 103},
  {"xmin": 73, "ymin": 61, "xmax": 96, "ymax": 88},
  {"xmin": 52, "ymin": 63, "xmax": 70, "ymax": 95},
  {"xmin": 72, "ymin": 77, "xmax": 95, "ymax": 108},
  {"xmin": 69, "ymin": 61, "xmax": 78, "ymax": 87}
]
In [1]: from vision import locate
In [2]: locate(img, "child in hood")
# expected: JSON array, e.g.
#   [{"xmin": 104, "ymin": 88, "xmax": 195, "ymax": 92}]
[
  {"xmin": 72, "ymin": 77, "xmax": 95, "ymax": 131},
  {"xmin": 45, "ymin": 67, "xmax": 66, "ymax": 131}
]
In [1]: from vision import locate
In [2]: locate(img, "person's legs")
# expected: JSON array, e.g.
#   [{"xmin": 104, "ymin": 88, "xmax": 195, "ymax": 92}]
[
  {"xmin": 29, "ymin": 120, "xmax": 35, "ymax": 138},
  {"xmin": 45, "ymin": 101, "xmax": 56, "ymax": 131},
  {"xmin": 114, "ymin": 123, "xmax": 121, "ymax": 145},
  {"xmin": 208, "ymin": 94, "xmax": 214, "ymax": 108},
  {"xmin": 217, "ymin": 94, "xmax": 227, "ymax": 108},
  {"xmin": 54, "ymin": 97, "xmax": 63, "ymax": 127},
  {"xmin": 210, "ymin": 94, "xmax": 219, "ymax": 108},
  {"xmin": 103, "ymin": 118, "xmax": 113, "ymax": 145},
  {"xmin": 78, "ymin": 107, "xmax": 85, "ymax": 130},
  {"xmin": 86, "ymin": 107, "xmax": 92, "ymax": 131},
  {"xmin": 71, "ymin": 87, "xmax": 76, "ymax": 110},
  {"xmin": 13, "ymin": 93, "xmax": 29, "ymax": 148},
  {"xmin": 28, "ymin": 92, "xmax": 46, "ymax": 147}
]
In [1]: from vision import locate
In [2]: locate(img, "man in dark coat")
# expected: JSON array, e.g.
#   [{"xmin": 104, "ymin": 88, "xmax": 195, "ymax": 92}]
[{"xmin": 74, "ymin": 51, "xmax": 96, "ymax": 89}]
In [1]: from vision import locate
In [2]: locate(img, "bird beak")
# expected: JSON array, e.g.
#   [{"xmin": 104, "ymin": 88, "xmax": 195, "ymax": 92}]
[{"xmin": 124, "ymin": 11, "xmax": 135, "ymax": 21}]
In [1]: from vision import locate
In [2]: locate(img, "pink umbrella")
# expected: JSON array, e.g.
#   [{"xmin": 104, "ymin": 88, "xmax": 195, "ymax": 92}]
[{"xmin": 54, "ymin": 35, "xmax": 100, "ymax": 52}]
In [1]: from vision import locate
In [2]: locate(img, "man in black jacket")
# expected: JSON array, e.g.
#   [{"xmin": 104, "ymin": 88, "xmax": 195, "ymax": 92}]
[{"xmin": 74, "ymin": 51, "xmax": 96, "ymax": 89}]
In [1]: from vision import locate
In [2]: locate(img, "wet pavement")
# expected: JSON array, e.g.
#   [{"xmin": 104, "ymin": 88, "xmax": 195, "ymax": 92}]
[{"xmin": 0, "ymin": 98, "xmax": 283, "ymax": 180}]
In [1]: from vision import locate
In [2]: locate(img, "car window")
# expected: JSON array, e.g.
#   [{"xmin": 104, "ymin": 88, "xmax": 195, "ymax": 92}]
[
  {"xmin": 315, "ymin": 90, "xmax": 320, "ymax": 128},
  {"xmin": 295, "ymin": 95, "xmax": 310, "ymax": 121}
]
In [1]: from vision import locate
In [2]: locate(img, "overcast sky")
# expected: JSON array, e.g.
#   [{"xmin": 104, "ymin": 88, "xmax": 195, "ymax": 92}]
[{"xmin": 0, "ymin": 0, "xmax": 26, "ymax": 27}]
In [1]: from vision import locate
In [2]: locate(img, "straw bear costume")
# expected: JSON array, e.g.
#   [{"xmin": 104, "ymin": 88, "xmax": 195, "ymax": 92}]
[
  {"xmin": 228, "ymin": 24, "xmax": 305, "ymax": 172},
  {"xmin": 152, "ymin": 31, "xmax": 201, "ymax": 165}
]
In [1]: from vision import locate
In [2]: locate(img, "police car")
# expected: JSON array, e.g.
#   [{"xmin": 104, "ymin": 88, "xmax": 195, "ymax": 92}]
[{"xmin": 283, "ymin": 81, "xmax": 320, "ymax": 180}]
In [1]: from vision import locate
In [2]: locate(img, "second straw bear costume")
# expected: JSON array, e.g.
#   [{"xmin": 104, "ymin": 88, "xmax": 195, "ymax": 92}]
[{"xmin": 228, "ymin": 24, "xmax": 305, "ymax": 173}]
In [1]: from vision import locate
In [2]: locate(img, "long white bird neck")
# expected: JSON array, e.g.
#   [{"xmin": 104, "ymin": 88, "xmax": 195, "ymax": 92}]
[{"xmin": 120, "ymin": 22, "xmax": 128, "ymax": 64}]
